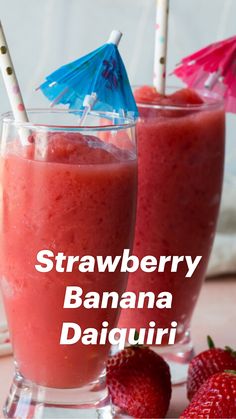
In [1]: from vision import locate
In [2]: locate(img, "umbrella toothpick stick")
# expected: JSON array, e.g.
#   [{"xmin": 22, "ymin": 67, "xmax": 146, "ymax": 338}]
[
  {"xmin": 80, "ymin": 92, "xmax": 98, "ymax": 125},
  {"xmin": 153, "ymin": 0, "xmax": 169, "ymax": 95},
  {"xmin": 0, "ymin": 21, "xmax": 29, "ymax": 144},
  {"xmin": 204, "ymin": 70, "xmax": 221, "ymax": 89}
]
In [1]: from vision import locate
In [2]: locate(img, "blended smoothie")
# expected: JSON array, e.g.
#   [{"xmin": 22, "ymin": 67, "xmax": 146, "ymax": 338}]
[
  {"xmin": 0, "ymin": 131, "xmax": 137, "ymax": 388},
  {"xmin": 119, "ymin": 86, "xmax": 225, "ymax": 343}
]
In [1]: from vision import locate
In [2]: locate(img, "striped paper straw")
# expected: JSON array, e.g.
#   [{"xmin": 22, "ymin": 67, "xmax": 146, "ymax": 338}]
[
  {"xmin": 0, "ymin": 21, "xmax": 29, "ymax": 143},
  {"xmin": 153, "ymin": 0, "xmax": 169, "ymax": 95}
]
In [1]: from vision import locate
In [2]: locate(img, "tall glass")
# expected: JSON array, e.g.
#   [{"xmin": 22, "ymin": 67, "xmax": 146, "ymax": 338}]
[
  {"xmin": 119, "ymin": 88, "xmax": 225, "ymax": 383},
  {"xmin": 0, "ymin": 110, "xmax": 137, "ymax": 418}
]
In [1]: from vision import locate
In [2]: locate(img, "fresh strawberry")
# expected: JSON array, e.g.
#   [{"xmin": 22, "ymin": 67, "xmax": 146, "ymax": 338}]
[
  {"xmin": 106, "ymin": 346, "xmax": 171, "ymax": 418},
  {"xmin": 180, "ymin": 371, "xmax": 236, "ymax": 418},
  {"xmin": 187, "ymin": 336, "xmax": 236, "ymax": 400}
]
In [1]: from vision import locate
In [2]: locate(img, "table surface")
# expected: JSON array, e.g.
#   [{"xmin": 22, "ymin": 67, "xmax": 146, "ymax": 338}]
[{"xmin": 0, "ymin": 276, "xmax": 235, "ymax": 419}]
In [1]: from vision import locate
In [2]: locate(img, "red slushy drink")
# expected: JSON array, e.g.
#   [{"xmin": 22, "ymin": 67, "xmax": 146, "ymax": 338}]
[
  {"xmin": 119, "ymin": 87, "xmax": 225, "ymax": 346},
  {"xmin": 0, "ymin": 117, "xmax": 137, "ymax": 389}
]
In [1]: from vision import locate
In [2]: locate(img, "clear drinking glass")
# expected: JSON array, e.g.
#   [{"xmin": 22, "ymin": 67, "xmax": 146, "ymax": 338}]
[
  {"xmin": 0, "ymin": 109, "xmax": 137, "ymax": 418},
  {"xmin": 119, "ymin": 88, "xmax": 225, "ymax": 383}
]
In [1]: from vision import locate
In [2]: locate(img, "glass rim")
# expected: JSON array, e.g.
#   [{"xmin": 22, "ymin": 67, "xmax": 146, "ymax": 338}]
[
  {"xmin": 132, "ymin": 85, "xmax": 225, "ymax": 111},
  {"xmin": 1, "ymin": 108, "xmax": 136, "ymax": 131}
]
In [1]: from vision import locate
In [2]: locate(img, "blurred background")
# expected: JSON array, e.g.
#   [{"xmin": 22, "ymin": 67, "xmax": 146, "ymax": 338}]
[{"xmin": 0, "ymin": 0, "xmax": 235, "ymax": 275}]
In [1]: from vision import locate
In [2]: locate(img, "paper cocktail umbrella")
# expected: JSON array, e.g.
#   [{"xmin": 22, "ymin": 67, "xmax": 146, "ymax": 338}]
[
  {"xmin": 174, "ymin": 36, "xmax": 236, "ymax": 113},
  {"xmin": 38, "ymin": 30, "xmax": 138, "ymax": 121}
]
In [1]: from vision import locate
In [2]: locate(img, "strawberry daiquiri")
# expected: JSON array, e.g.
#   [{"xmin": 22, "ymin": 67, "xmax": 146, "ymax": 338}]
[
  {"xmin": 0, "ymin": 111, "xmax": 137, "ymax": 417},
  {"xmin": 119, "ymin": 86, "xmax": 225, "ymax": 381}
]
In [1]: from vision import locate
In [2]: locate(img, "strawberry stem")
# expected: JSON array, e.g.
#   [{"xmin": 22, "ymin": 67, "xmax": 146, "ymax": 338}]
[
  {"xmin": 207, "ymin": 335, "xmax": 215, "ymax": 349},
  {"xmin": 224, "ymin": 370, "xmax": 236, "ymax": 375},
  {"xmin": 132, "ymin": 330, "xmax": 143, "ymax": 348},
  {"xmin": 225, "ymin": 346, "xmax": 236, "ymax": 357}
]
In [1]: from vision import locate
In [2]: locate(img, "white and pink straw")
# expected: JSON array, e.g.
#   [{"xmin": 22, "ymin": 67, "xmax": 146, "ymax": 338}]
[
  {"xmin": 153, "ymin": 0, "xmax": 169, "ymax": 95},
  {"xmin": 0, "ymin": 21, "xmax": 29, "ymax": 143}
]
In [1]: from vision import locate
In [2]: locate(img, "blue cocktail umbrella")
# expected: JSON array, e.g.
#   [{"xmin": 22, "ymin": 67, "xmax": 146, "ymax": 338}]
[{"xmin": 38, "ymin": 30, "xmax": 138, "ymax": 122}]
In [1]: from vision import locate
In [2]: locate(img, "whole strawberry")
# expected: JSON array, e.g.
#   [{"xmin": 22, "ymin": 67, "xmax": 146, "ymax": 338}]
[
  {"xmin": 106, "ymin": 346, "xmax": 171, "ymax": 418},
  {"xmin": 180, "ymin": 371, "xmax": 236, "ymax": 418},
  {"xmin": 187, "ymin": 336, "xmax": 236, "ymax": 400}
]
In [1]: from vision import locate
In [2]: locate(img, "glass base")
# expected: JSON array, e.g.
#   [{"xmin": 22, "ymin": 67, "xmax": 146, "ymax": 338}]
[
  {"xmin": 151, "ymin": 330, "xmax": 194, "ymax": 385},
  {"xmin": 3, "ymin": 371, "xmax": 113, "ymax": 419}
]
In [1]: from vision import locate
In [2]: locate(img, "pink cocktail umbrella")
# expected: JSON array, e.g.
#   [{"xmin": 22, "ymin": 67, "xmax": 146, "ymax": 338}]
[{"xmin": 173, "ymin": 35, "xmax": 236, "ymax": 113}]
